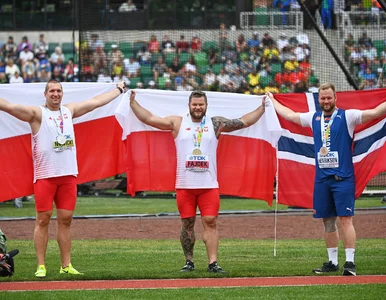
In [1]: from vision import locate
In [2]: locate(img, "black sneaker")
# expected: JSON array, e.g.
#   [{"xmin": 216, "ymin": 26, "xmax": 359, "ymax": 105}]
[
  {"xmin": 342, "ymin": 261, "xmax": 356, "ymax": 276},
  {"xmin": 312, "ymin": 261, "xmax": 339, "ymax": 274},
  {"xmin": 208, "ymin": 261, "xmax": 226, "ymax": 273},
  {"xmin": 180, "ymin": 260, "xmax": 195, "ymax": 272}
]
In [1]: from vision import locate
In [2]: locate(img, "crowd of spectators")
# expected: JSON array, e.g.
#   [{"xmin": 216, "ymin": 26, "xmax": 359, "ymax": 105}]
[
  {"xmin": 0, "ymin": 34, "xmax": 78, "ymax": 84},
  {"xmin": 345, "ymin": 31, "xmax": 386, "ymax": 90},
  {"xmin": 1, "ymin": 28, "xmax": 384, "ymax": 93},
  {"xmin": 77, "ymin": 30, "xmax": 322, "ymax": 94}
]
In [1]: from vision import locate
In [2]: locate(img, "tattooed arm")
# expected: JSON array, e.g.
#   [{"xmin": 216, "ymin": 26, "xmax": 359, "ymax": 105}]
[{"xmin": 211, "ymin": 102, "xmax": 265, "ymax": 138}]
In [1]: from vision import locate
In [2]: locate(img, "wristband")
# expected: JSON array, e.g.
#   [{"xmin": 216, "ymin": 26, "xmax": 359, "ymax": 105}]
[{"xmin": 117, "ymin": 86, "xmax": 124, "ymax": 94}]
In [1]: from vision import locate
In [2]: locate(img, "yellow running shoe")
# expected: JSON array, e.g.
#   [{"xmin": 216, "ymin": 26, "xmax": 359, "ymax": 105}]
[
  {"xmin": 59, "ymin": 263, "xmax": 84, "ymax": 275},
  {"xmin": 35, "ymin": 265, "xmax": 46, "ymax": 278}
]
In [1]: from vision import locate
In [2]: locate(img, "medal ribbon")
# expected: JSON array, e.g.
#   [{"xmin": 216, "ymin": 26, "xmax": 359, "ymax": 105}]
[
  {"xmin": 320, "ymin": 109, "xmax": 338, "ymax": 148},
  {"xmin": 45, "ymin": 105, "xmax": 64, "ymax": 136},
  {"xmin": 192, "ymin": 115, "xmax": 206, "ymax": 150}
]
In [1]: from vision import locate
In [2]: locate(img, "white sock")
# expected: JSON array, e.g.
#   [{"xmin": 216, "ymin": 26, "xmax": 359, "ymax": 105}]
[
  {"xmin": 345, "ymin": 248, "xmax": 355, "ymax": 263},
  {"xmin": 327, "ymin": 247, "xmax": 338, "ymax": 265}
]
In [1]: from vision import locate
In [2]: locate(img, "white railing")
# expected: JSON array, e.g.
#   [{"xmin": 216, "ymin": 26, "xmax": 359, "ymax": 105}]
[
  {"xmin": 336, "ymin": 11, "xmax": 386, "ymax": 29},
  {"xmin": 240, "ymin": 11, "xmax": 303, "ymax": 30}
]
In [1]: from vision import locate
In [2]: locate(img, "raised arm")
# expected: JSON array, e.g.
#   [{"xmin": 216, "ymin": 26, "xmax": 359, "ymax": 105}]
[
  {"xmin": 66, "ymin": 81, "xmax": 127, "ymax": 118},
  {"xmin": 266, "ymin": 91, "xmax": 302, "ymax": 125},
  {"xmin": 361, "ymin": 101, "xmax": 386, "ymax": 124},
  {"xmin": 211, "ymin": 96, "xmax": 266, "ymax": 138},
  {"xmin": 0, "ymin": 97, "xmax": 41, "ymax": 123},
  {"xmin": 129, "ymin": 90, "xmax": 179, "ymax": 132}
]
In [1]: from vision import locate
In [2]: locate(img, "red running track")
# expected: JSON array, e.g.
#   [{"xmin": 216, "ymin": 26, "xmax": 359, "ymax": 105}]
[{"xmin": 1, "ymin": 276, "xmax": 386, "ymax": 291}]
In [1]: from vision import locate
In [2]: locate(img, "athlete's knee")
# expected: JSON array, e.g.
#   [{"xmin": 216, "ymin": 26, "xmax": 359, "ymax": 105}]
[
  {"xmin": 323, "ymin": 217, "xmax": 337, "ymax": 232},
  {"xmin": 35, "ymin": 211, "xmax": 52, "ymax": 227},
  {"xmin": 202, "ymin": 216, "xmax": 217, "ymax": 229},
  {"xmin": 339, "ymin": 216, "xmax": 353, "ymax": 228}
]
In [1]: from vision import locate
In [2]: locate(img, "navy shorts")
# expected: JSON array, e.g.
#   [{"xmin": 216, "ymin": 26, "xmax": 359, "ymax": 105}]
[{"xmin": 313, "ymin": 176, "xmax": 355, "ymax": 218}]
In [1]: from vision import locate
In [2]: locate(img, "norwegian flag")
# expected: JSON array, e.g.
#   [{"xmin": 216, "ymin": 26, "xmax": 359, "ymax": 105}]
[{"xmin": 275, "ymin": 89, "xmax": 386, "ymax": 208}]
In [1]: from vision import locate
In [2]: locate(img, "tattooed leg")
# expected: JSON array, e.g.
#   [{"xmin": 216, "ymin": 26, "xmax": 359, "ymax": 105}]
[{"xmin": 180, "ymin": 217, "xmax": 196, "ymax": 261}]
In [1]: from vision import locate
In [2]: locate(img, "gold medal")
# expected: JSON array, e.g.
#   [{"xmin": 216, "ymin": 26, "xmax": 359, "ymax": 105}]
[
  {"xmin": 192, "ymin": 148, "xmax": 202, "ymax": 155},
  {"xmin": 320, "ymin": 146, "xmax": 328, "ymax": 156}
]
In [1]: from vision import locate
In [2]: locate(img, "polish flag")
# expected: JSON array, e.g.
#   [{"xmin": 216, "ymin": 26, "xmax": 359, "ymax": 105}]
[
  {"xmin": 0, "ymin": 83, "xmax": 127, "ymax": 202},
  {"xmin": 275, "ymin": 89, "xmax": 386, "ymax": 208},
  {"xmin": 115, "ymin": 90, "xmax": 282, "ymax": 205}
]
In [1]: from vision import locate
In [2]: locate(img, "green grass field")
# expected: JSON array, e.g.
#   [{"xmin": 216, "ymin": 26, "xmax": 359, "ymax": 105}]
[
  {"xmin": 1, "ymin": 196, "xmax": 385, "ymax": 299},
  {"xmin": 0, "ymin": 196, "xmax": 385, "ymax": 218}
]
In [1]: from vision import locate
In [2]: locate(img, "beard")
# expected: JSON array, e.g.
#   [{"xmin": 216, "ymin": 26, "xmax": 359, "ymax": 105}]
[
  {"xmin": 321, "ymin": 102, "xmax": 336, "ymax": 113},
  {"xmin": 190, "ymin": 109, "xmax": 206, "ymax": 121}
]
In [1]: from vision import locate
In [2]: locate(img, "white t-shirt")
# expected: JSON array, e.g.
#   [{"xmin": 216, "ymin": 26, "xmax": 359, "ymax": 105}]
[{"xmin": 300, "ymin": 109, "xmax": 362, "ymax": 138}]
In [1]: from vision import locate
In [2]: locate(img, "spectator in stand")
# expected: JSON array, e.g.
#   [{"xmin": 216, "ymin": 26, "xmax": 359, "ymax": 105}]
[
  {"xmin": 164, "ymin": 78, "xmax": 174, "ymax": 90},
  {"xmin": 37, "ymin": 69, "xmax": 51, "ymax": 82},
  {"xmin": 235, "ymin": 34, "xmax": 248, "ymax": 54},
  {"xmin": 118, "ymin": 0, "xmax": 137, "ymax": 12},
  {"xmin": 265, "ymin": 81, "xmax": 280, "ymax": 94},
  {"xmin": 380, "ymin": 45, "xmax": 386, "ymax": 64},
  {"xmin": 89, "ymin": 34, "xmax": 104, "ymax": 52},
  {"xmin": 91, "ymin": 46, "xmax": 107, "ymax": 74},
  {"xmin": 81, "ymin": 59, "xmax": 96, "ymax": 82},
  {"xmin": 224, "ymin": 59, "xmax": 238, "ymax": 75},
  {"xmin": 239, "ymin": 56, "xmax": 255, "ymax": 76},
  {"xmin": 277, "ymin": 33, "xmax": 289, "ymax": 51},
  {"xmin": 153, "ymin": 57, "xmax": 168, "ymax": 83},
  {"xmin": 247, "ymin": 32, "xmax": 260, "ymax": 49},
  {"xmin": 296, "ymin": 32, "xmax": 310, "ymax": 47},
  {"xmin": 273, "ymin": 0, "xmax": 291, "ymax": 25},
  {"xmin": 294, "ymin": 43, "xmax": 310, "ymax": 62},
  {"xmin": 308, "ymin": 68, "xmax": 319, "ymax": 87},
  {"xmin": 5, "ymin": 59, "xmax": 20, "ymax": 80},
  {"xmin": 361, "ymin": 67, "xmax": 377, "ymax": 81},
  {"xmin": 284, "ymin": 55, "xmax": 299, "ymax": 72},
  {"xmin": 247, "ymin": 69, "xmax": 260, "ymax": 90},
  {"xmin": 261, "ymin": 32, "xmax": 274, "ymax": 48},
  {"xmin": 34, "ymin": 34, "xmax": 49, "ymax": 54},
  {"xmin": 108, "ymin": 44, "xmax": 124, "ymax": 69},
  {"xmin": 207, "ymin": 47, "xmax": 219, "ymax": 66},
  {"xmin": 9, "ymin": 71, "xmax": 24, "ymax": 84},
  {"xmin": 136, "ymin": 46, "xmax": 152, "ymax": 65},
  {"xmin": 358, "ymin": 32, "xmax": 372, "ymax": 48},
  {"xmin": 230, "ymin": 68, "xmax": 246, "ymax": 92},
  {"xmin": 203, "ymin": 68, "xmax": 217, "ymax": 91},
  {"xmin": 17, "ymin": 36, "xmax": 32, "ymax": 53},
  {"xmin": 37, "ymin": 58, "xmax": 52, "ymax": 79},
  {"xmin": 169, "ymin": 57, "xmax": 181, "ymax": 77},
  {"xmin": 162, "ymin": 35, "xmax": 175, "ymax": 51},
  {"xmin": 360, "ymin": 78, "xmax": 378, "ymax": 90},
  {"xmin": 148, "ymin": 35, "xmax": 160, "ymax": 53},
  {"xmin": 344, "ymin": 34, "xmax": 356, "ymax": 61},
  {"xmin": 349, "ymin": 46, "xmax": 362, "ymax": 68},
  {"xmin": 52, "ymin": 57, "xmax": 66, "ymax": 76},
  {"xmin": 147, "ymin": 80, "xmax": 157, "ymax": 89},
  {"xmin": 222, "ymin": 45, "xmax": 237, "ymax": 62},
  {"xmin": 176, "ymin": 78, "xmax": 193, "ymax": 91},
  {"xmin": 362, "ymin": 42, "xmax": 378, "ymax": 64},
  {"xmin": 0, "ymin": 60, "xmax": 6, "ymax": 83},
  {"xmin": 176, "ymin": 35, "xmax": 190, "ymax": 53},
  {"xmin": 219, "ymin": 23, "xmax": 228, "ymax": 52},
  {"xmin": 321, "ymin": 0, "xmax": 333, "ymax": 29},
  {"xmin": 64, "ymin": 58, "xmax": 79, "ymax": 82},
  {"xmin": 217, "ymin": 68, "xmax": 232, "ymax": 92},
  {"xmin": 190, "ymin": 34, "xmax": 202, "ymax": 52},
  {"xmin": 183, "ymin": 57, "xmax": 197, "ymax": 74},
  {"xmin": 35, "ymin": 45, "xmax": 48, "ymax": 63},
  {"xmin": 113, "ymin": 70, "xmax": 129, "ymax": 84},
  {"xmin": 308, "ymin": 79, "xmax": 320, "ymax": 93},
  {"xmin": 262, "ymin": 44, "xmax": 280, "ymax": 62},
  {"xmin": 4, "ymin": 36, "xmax": 18, "ymax": 62},
  {"xmin": 49, "ymin": 46, "xmax": 65, "ymax": 66},
  {"xmin": 97, "ymin": 69, "xmax": 113, "ymax": 83},
  {"xmin": 111, "ymin": 61, "xmax": 124, "ymax": 80},
  {"xmin": 22, "ymin": 59, "xmax": 36, "ymax": 81},
  {"xmin": 19, "ymin": 45, "xmax": 34, "ymax": 68},
  {"xmin": 294, "ymin": 81, "xmax": 309, "ymax": 93},
  {"xmin": 124, "ymin": 56, "xmax": 141, "ymax": 78},
  {"xmin": 51, "ymin": 66, "xmax": 65, "ymax": 82}
]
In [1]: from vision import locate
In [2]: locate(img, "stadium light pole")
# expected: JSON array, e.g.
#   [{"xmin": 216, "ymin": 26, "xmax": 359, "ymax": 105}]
[{"xmin": 297, "ymin": 0, "xmax": 359, "ymax": 90}]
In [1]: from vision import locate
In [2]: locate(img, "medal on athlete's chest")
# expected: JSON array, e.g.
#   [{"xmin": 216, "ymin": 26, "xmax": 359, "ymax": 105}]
[{"xmin": 185, "ymin": 115, "xmax": 209, "ymax": 171}]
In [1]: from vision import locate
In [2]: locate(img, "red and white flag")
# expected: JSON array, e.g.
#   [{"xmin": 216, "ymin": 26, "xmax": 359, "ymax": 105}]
[
  {"xmin": 115, "ymin": 90, "xmax": 282, "ymax": 205},
  {"xmin": 0, "ymin": 83, "xmax": 127, "ymax": 202}
]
